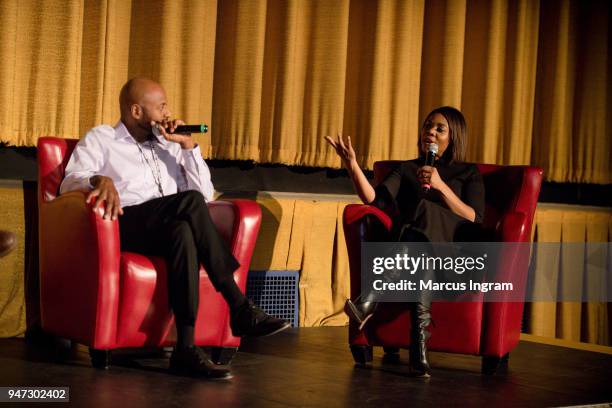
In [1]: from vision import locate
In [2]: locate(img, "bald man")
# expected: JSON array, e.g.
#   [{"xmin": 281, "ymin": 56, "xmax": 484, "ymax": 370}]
[{"xmin": 60, "ymin": 78, "xmax": 289, "ymax": 379}]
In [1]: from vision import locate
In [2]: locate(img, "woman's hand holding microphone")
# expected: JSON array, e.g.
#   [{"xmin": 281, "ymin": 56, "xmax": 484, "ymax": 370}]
[{"xmin": 417, "ymin": 165, "xmax": 444, "ymax": 191}]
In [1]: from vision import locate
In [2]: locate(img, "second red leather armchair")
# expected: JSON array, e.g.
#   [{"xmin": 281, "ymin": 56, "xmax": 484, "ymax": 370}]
[{"xmin": 343, "ymin": 162, "xmax": 543, "ymax": 374}]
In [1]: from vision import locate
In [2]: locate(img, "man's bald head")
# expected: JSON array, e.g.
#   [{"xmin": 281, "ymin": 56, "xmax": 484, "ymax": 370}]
[
  {"xmin": 119, "ymin": 78, "xmax": 171, "ymax": 138},
  {"xmin": 119, "ymin": 77, "xmax": 166, "ymax": 120}
]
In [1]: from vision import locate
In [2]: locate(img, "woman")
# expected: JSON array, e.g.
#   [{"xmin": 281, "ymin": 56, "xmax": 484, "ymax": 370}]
[{"xmin": 325, "ymin": 106, "xmax": 485, "ymax": 377}]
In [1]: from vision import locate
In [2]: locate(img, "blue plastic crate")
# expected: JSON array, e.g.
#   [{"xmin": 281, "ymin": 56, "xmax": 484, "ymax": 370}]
[{"xmin": 246, "ymin": 271, "xmax": 299, "ymax": 327}]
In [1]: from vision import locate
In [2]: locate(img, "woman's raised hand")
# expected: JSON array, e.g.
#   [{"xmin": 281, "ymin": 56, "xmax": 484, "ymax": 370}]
[
  {"xmin": 325, "ymin": 135, "xmax": 357, "ymax": 168},
  {"xmin": 324, "ymin": 134, "xmax": 375, "ymax": 204}
]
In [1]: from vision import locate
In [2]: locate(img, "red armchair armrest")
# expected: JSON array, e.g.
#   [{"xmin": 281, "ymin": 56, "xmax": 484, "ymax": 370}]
[
  {"xmin": 481, "ymin": 211, "xmax": 531, "ymax": 357},
  {"xmin": 206, "ymin": 199, "xmax": 261, "ymax": 347},
  {"xmin": 209, "ymin": 199, "xmax": 262, "ymax": 267},
  {"xmin": 39, "ymin": 191, "xmax": 121, "ymax": 347},
  {"xmin": 343, "ymin": 204, "xmax": 393, "ymax": 232},
  {"xmin": 496, "ymin": 210, "xmax": 528, "ymax": 243}
]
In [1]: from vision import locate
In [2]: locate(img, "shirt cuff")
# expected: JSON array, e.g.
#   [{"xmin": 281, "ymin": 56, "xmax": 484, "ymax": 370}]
[
  {"xmin": 180, "ymin": 143, "xmax": 199, "ymax": 152},
  {"xmin": 182, "ymin": 144, "xmax": 204, "ymax": 164}
]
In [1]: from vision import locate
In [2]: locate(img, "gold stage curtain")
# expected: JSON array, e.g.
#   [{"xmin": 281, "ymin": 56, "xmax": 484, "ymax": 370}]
[
  {"xmin": 0, "ymin": 0, "xmax": 609, "ymax": 183},
  {"xmin": 526, "ymin": 205, "xmax": 612, "ymax": 346}
]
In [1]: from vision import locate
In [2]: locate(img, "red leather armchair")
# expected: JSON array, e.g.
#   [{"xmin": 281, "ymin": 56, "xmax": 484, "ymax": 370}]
[
  {"xmin": 343, "ymin": 162, "xmax": 543, "ymax": 373},
  {"xmin": 37, "ymin": 137, "xmax": 261, "ymax": 368}
]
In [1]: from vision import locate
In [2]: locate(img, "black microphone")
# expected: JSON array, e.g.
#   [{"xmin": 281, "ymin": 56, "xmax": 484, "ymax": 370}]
[
  {"xmin": 422, "ymin": 143, "xmax": 438, "ymax": 192},
  {"xmin": 169, "ymin": 124, "xmax": 209, "ymax": 134}
]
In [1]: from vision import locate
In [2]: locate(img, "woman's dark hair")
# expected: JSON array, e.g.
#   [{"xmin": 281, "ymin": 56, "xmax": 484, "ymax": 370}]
[{"xmin": 419, "ymin": 106, "xmax": 467, "ymax": 164}]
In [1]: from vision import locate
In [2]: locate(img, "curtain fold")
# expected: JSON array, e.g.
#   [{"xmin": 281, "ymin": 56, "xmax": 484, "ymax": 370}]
[
  {"xmin": 461, "ymin": 0, "xmax": 540, "ymax": 165},
  {"xmin": 0, "ymin": 0, "xmax": 84, "ymax": 143},
  {"xmin": 79, "ymin": 0, "xmax": 131, "ymax": 136},
  {"xmin": 0, "ymin": 0, "xmax": 609, "ymax": 183},
  {"xmin": 531, "ymin": 0, "xmax": 611, "ymax": 184}
]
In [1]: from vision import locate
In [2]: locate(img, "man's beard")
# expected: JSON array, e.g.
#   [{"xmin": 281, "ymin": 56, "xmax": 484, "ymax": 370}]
[{"xmin": 136, "ymin": 116, "xmax": 155, "ymax": 138}]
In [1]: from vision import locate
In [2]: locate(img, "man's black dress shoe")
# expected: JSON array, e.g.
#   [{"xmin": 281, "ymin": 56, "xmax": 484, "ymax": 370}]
[
  {"xmin": 169, "ymin": 346, "xmax": 233, "ymax": 379},
  {"xmin": 230, "ymin": 300, "xmax": 291, "ymax": 337}
]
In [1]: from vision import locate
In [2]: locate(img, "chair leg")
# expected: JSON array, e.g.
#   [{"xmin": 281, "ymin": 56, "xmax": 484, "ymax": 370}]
[
  {"xmin": 210, "ymin": 347, "xmax": 238, "ymax": 365},
  {"xmin": 350, "ymin": 345, "xmax": 373, "ymax": 366},
  {"xmin": 89, "ymin": 348, "xmax": 111, "ymax": 370},
  {"xmin": 24, "ymin": 329, "xmax": 72, "ymax": 363},
  {"xmin": 53, "ymin": 337, "xmax": 72, "ymax": 363},
  {"xmin": 481, "ymin": 353, "xmax": 509, "ymax": 375},
  {"xmin": 24, "ymin": 326, "xmax": 57, "ymax": 347}
]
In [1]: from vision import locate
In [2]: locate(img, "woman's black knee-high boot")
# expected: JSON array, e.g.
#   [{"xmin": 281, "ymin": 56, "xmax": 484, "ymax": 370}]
[{"xmin": 409, "ymin": 301, "xmax": 432, "ymax": 377}]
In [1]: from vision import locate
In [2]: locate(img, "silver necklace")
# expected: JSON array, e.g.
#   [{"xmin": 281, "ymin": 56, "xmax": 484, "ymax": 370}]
[{"xmin": 136, "ymin": 140, "xmax": 164, "ymax": 197}]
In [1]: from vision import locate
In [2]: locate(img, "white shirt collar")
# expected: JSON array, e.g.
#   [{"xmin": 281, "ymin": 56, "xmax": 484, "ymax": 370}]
[{"xmin": 114, "ymin": 121, "xmax": 169, "ymax": 146}]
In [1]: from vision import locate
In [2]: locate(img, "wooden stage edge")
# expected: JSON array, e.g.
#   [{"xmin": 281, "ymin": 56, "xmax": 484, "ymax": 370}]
[{"xmin": 520, "ymin": 333, "xmax": 612, "ymax": 355}]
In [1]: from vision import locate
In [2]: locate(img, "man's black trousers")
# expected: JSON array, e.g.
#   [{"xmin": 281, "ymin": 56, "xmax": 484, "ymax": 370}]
[{"xmin": 118, "ymin": 190, "xmax": 240, "ymax": 327}]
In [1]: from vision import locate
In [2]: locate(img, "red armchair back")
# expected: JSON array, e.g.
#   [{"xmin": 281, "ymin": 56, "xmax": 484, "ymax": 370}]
[
  {"xmin": 344, "ymin": 161, "xmax": 543, "ymax": 372},
  {"xmin": 372, "ymin": 161, "xmax": 542, "ymax": 240},
  {"xmin": 37, "ymin": 137, "xmax": 261, "ymax": 366}
]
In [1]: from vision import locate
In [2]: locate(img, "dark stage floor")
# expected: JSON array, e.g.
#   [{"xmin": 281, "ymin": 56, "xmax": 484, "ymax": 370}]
[{"xmin": 0, "ymin": 327, "xmax": 610, "ymax": 407}]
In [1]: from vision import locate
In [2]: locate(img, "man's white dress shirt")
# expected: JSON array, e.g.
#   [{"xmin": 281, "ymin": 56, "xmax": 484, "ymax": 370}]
[{"xmin": 60, "ymin": 121, "xmax": 215, "ymax": 207}]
